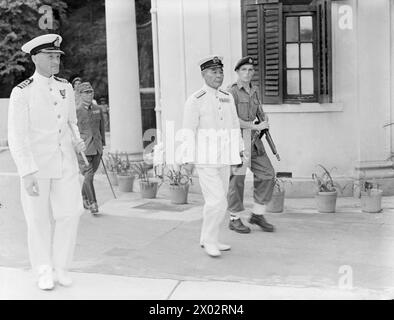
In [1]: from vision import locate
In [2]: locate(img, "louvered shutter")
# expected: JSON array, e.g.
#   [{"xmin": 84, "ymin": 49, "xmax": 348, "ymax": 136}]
[
  {"xmin": 242, "ymin": 1, "xmax": 283, "ymax": 104},
  {"xmin": 242, "ymin": 4, "xmax": 261, "ymax": 86},
  {"xmin": 315, "ymin": 0, "xmax": 332, "ymax": 103}
]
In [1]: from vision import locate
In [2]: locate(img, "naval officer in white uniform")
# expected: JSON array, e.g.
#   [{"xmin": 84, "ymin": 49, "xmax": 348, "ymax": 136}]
[
  {"xmin": 181, "ymin": 55, "xmax": 244, "ymax": 257},
  {"xmin": 8, "ymin": 34, "xmax": 86, "ymax": 290}
]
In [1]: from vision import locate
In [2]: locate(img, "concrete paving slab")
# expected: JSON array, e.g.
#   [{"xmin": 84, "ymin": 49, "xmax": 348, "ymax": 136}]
[
  {"xmin": 170, "ymin": 280, "xmax": 393, "ymax": 300},
  {"xmin": 0, "ymin": 267, "xmax": 178, "ymax": 300}
]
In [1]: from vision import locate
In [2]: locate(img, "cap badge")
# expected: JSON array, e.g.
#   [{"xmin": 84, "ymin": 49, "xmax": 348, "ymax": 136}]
[
  {"xmin": 212, "ymin": 56, "xmax": 220, "ymax": 64},
  {"xmin": 249, "ymin": 58, "xmax": 253, "ymax": 63}
]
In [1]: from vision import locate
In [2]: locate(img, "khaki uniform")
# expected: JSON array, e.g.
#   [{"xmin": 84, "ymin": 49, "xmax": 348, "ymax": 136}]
[
  {"xmin": 8, "ymin": 71, "xmax": 83, "ymax": 273},
  {"xmin": 227, "ymin": 81, "xmax": 275, "ymax": 215},
  {"xmin": 76, "ymin": 104, "xmax": 106, "ymax": 204}
]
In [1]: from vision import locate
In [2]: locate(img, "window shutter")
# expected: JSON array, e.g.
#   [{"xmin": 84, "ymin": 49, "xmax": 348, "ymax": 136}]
[
  {"xmin": 260, "ymin": 2, "xmax": 283, "ymax": 104},
  {"xmin": 315, "ymin": 0, "xmax": 332, "ymax": 103},
  {"xmin": 242, "ymin": 1, "xmax": 283, "ymax": 104},
  {"xmin": 242, "ymin": 4, "xmax": 261, "ymax": 86}
]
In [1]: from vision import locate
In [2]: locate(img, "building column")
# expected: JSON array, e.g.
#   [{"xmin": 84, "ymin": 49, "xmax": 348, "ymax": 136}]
[{"xmin": 105, "ymin": 0, "xmax": 143, "ymax": 160}]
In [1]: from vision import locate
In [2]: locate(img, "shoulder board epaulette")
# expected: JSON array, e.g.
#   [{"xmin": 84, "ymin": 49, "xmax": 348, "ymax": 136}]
[
  {"xmin": 195, "ymin": 90, "xmax": 206, "ymax": 99},
  {"xmin": 219, "ymin": 89, "xmax": 229, "ymax": 96},
  {"xmin": 54, "ymin": 76, "xmax": 69, "ymax": 83},
  {"xmin": 16, "ymin": 78, "xmax": 33, "ymax": 89}
]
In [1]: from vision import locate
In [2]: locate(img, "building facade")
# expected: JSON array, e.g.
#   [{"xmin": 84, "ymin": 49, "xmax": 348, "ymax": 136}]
[{"xmin": 139, "ymin": 0, "xmax": 394, "ymax": 196}]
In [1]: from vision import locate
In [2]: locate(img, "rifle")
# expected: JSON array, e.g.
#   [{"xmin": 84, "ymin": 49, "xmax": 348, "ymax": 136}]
[{"xmin": 253, "ymin": 107, "xmax": 281, "ymax": 161}]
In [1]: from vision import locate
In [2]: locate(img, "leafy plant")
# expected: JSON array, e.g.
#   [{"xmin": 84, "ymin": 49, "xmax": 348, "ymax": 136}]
[
  {"xmin": 131, "ymin": 161, "xmax": 151, "ymax": 183},
  {"xmin": 312, "ymin": 164, "xmax": 342, "ymax": 193},
  {"xmin": 360, "ymin": 180, "xmax": 381, "ymax": 196},
  {"xmin": 272, "ymin": 178, "xmax": 292, "ymax": 194},
  {"xmin": 158, "ymin": 164, "xmax": 194, "ymax": 186}
]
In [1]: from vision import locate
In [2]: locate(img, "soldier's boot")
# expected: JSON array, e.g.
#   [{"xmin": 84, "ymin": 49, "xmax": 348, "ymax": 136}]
[
  {"xmin": 83, "ymin": 199, "xmax": 91, "ymax": 210},
  {"xmin": 90, "ymin": 202, "xmax": 100, "ymax": 215},
  {"xmin": 229, "ymin": 218, "xmax": 251, "ymax": 234},
  {"xmin": 249, "ymin": 213, "xmax": 275, "ymax": 232}
]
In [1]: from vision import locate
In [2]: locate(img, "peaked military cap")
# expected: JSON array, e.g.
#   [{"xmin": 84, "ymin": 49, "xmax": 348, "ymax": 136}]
[
  {"xmin": 21, "ymin": 34, "xmax": 64, "ymax": 55},
  {"xmin": 198, "ymin": 55, "xmax": 224, "ymax": 71},
  {"xmin": 234, "ymin": 56, "xmax": 255, "ymax": 71}
]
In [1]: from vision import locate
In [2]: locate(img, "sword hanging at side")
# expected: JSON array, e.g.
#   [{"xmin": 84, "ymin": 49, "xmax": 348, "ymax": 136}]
[{"xmin": 67, "ymin": 122, "xmax": 89, "ymax": 166}]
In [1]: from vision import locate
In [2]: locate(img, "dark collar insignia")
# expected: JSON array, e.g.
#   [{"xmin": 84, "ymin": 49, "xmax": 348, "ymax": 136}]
[
  {"xmin": 54, "ymin": 76, "xmax": 68, "ymax": 83},
  {"xmin": 16, "ymin": 78, "xmax": 33, "ymax": 89},
  {"xmin": 195, "ymin": 90, "xmax": 206, "ymax": 99},
  {"xmin": 219, "ymin": 89, "xmax": 229, "ymax": 96}
]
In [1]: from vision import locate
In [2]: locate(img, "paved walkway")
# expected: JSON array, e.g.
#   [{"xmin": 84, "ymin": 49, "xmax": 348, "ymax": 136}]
[{"xmin": 1, "ymin": 149, "xmax": 394, "ymax": 299}]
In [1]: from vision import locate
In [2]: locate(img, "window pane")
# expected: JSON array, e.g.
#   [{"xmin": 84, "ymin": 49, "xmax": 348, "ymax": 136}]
[
  {"xmin": 301, "ymin": 70, "xmax": 314, "ymax": 94},
  {"xmin": 286, "ymin": 17, "xmax": 299, "ymax": 42},
  {"xmin": 301, "ymin": 43, "xmax": 313, "ymax": 68},
  {"xmin": 287, "ymin": 70, "xmax": 300, "ymax": 95},
  {"xmin": 300, "ymin": 16, "xmax": 313, "ymax": 41},
  {"xmin": 286, "ymin": 43, "xmax": 299, "ymax": 68}
]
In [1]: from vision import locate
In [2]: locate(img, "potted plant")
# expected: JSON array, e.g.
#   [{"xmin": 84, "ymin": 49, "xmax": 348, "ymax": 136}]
[
  {"xmin": 116, "ymin": 153, "xmax": 135, "ymax": 192},
  {"xmin": 312, "ymin": 164, "xmax": 341, "ymax": 213},
  {"xmin": 266, "ymin": 178, "xmax": 291, "ymax": 213},
  {"xmin": 160, "ymin": 164, "xmax": 193, "ymax": 204},
  {"xmin": 103, "ymin": 153, "xmax": 120, "ymax": 186},
  {"xmin": 360, "ymin": 181, "xmax": 383, "ymax": 213},
  {"xmin": 132, "ymin": 161, "xmax": 161, "ymax": 199}
]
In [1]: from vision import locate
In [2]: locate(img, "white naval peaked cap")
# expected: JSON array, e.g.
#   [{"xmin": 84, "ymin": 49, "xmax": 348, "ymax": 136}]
[
  {"xmin": 198, "ymin": 55, "xmax": 224, "ymax": 71},
  {"xmin": 21, "ymin": 34, "xmax": 64, "ymax": 55}
]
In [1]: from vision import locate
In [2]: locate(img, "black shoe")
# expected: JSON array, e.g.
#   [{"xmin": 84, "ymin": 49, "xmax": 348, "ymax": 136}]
[
  {"xmin": 83, "ymin": 199, "xmax": 91, "ymax": 210},
  {"xmin": 90, "ymin": 202, "xmax": 99, "ymax": 215},
  {"xmin": 249, "ymin": 214, "xmax": 275, "ymax": 232},
  {"xmin": 229, "ymin": 218, "xmax": 251, "ymax": 234}
]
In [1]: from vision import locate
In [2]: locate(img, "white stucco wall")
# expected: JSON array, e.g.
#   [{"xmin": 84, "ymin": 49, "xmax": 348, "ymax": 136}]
[{"xmin": 156, "ymin": 0, "xmax": 394, "ymax": 179}]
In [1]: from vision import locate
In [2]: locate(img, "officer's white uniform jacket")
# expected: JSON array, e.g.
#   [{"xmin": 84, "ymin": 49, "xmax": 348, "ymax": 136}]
[
  {"xmin": 8, "ymin": 71, "xmax": 81, "ymax": 178},
  {"xmin": 182, "ymin": 84, "xmax": 244, "ymax": 166}
]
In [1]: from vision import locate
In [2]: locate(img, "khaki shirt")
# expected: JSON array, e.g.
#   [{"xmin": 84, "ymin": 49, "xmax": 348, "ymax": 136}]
[
  {"xmin": 227, "ymin": 81, "xmax": 266, "ymax": 156},
  {"xmin": 182, "ymin": 84, "xmax": 244, "ymax": 166},
  {"xmin": 76, "ymin": 104, "xmax": 106, "ymax": 156}
]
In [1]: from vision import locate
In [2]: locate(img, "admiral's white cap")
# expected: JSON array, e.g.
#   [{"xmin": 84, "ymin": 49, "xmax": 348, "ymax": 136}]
[
  {"xmin": 21, "ymin": 34, "xmax": 64, "ymax": 55},
  {"xmin": 198, "ymin": 55, "xmax": 224, "ymax": 71}
]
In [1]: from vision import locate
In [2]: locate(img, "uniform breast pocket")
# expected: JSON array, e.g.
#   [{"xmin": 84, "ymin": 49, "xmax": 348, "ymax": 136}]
[
  {"xmin": 92, "ymin": 113, "xmax": 101, "ymax": 124},
  {"xmin": 237, "ymin": 100, "xmax": 250, "ymax": 121}
]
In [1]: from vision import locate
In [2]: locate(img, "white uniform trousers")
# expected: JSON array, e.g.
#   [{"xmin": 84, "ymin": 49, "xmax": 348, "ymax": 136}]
[
  {"xmin": 196, "ymin": 165, "xmax": 230, "ymax": 246},
  {"xmin": 20, "ymin": 158, "xmax": 83, "ymax": 274}
]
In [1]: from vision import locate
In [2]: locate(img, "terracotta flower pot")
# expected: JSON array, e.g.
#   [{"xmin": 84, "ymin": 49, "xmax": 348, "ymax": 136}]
[
  {"xmin": 315, "ymin": 191, "xmax": 337, "ymax": 213},
  {"xmin": 108, "ymin": 171, "xmax": 118, "ymax": 186},
  {"xmin": 140, "ymin": 180, "xmax": 159, "ymax": 199},
  {"xmin": 169, "ymin": 184, "xmax": 189, "ymax": 204},
  {"xmin": 361, "ymin": 189, "xmax": 383, "ymax": 213},
  {"xmin": 266, "ymin": 190, "xmax": 285, "ymax": 213},
  {"xmin": 117, "ymin": 174, "xmax": 134, "ymax": 192}
]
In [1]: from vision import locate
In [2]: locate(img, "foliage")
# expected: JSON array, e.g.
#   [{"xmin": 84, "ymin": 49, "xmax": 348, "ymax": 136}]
[
  {"xmin": 272, "ymin": 178, "xmax": 292, "ymax": 194},
  {"xmin": 0, "ymin": 0, "xmax": 67, "ymax": 96},
  {"xmin": 104, "ymin": 152, "xmax": 121, "ymax": 173},
  {"xmin": 131, "ymin": 161, "xmax": 152, "ymax": 183},
  {"xmin": 360, "ymin": 180, "xmax": 381, "ymax": 197},
  {"xmin": 0, "ymin": 0, "xmax": 154, "ymax": 99},
  {"xmin": 157, "ymin": 164, "xmax": 194, "ymax": 186},
  {"xmin": 312, "ymin": 164, "xmax": 341, "ymax": 193}
]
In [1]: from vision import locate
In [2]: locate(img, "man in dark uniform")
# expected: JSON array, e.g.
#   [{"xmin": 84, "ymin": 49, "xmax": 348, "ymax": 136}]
[
  {"xmin": 75, "ymin": 82, "xmax": 105, "ymax": 215},
  {"xmin": 227, "ymin": 56, "xmax": 275, "ymax": 233}
]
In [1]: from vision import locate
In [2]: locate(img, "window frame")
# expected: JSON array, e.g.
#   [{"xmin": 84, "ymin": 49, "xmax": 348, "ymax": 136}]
[
  {"xmin": 283, "ymin": 10, "xmax": 318, "ymax": 103},
  {"xmin": 241, "ymin": 0, "xmax": 333, "ymax": 105}
]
